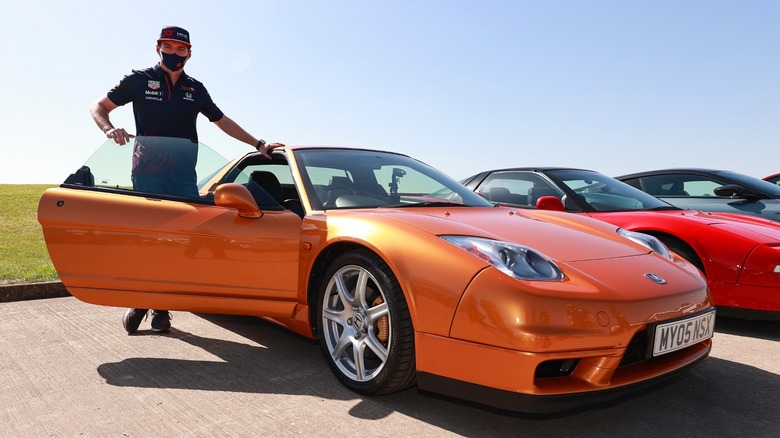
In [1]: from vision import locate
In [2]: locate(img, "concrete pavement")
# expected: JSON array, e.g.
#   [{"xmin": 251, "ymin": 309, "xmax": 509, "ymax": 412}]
[{"xmin": 1, "ymin": 289, "xmax": 779, "ymax": 437}]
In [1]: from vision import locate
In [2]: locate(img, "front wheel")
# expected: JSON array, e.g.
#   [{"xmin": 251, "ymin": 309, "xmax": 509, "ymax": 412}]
[
  {"xmin": 658, "ymin": 236, "xmax": 706, "ymax": 274},
  {"xmin": 316, "ymin": 249, "xmax": 416, "ymax": 395}
]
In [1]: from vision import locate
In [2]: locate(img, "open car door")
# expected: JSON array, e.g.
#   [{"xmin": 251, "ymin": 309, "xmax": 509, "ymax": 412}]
[{"xmin": 38, "ymin": 137, "xmax": 302, "ymax": 318}]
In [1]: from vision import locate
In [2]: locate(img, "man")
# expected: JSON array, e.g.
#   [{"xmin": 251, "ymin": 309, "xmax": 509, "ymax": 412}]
[{"xmin": 90, "ymin": 25, "xmax": 283, "ymax": 334}]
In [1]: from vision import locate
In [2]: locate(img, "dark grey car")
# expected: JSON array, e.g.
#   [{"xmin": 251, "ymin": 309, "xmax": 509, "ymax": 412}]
[{"xmin": 616, "ymin": 168, "xmax": 780, "ymax": 222}]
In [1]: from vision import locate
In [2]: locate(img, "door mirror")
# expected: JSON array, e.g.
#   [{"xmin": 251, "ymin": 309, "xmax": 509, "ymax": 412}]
[
  {"xmin": 713, "ymin": 184, "xmax": 762, "ymax": 200},
  {"xmin": 536, "ymin": 195, "xmax": 566, "ymax": 212},
  {"xmin": 214, "ymin": 183, "xmax": 262, "ymax": 218}
]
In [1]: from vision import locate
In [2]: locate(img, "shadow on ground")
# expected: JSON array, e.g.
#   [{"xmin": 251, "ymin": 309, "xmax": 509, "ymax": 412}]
[{"xmin": 98, "ymin": 314, "xmax": 779, "ymax": 437}]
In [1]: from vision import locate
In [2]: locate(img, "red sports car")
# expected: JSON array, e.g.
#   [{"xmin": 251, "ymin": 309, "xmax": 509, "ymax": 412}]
[
  {"xmin": 462, "ymin": 167, "xmax": 780, "ymax": 320},
  {"xmin": 764, "ymin": 173, "xmax": 780, "ymax": 186}
]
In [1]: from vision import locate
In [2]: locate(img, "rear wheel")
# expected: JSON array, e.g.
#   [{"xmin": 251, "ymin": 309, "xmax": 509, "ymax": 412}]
[{"xmin": 316, "ymin": 249, "xmax": 416, "ymax": 395}]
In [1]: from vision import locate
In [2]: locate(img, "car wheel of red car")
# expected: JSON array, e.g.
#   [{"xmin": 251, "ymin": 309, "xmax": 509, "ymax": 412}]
[
  {"xmin": 317, "ymin": 249, "xmax": 416, "ymax": 395},
  {"xmin": 658, "ymin": 236, "xmax": 706, "ymax": 274}
]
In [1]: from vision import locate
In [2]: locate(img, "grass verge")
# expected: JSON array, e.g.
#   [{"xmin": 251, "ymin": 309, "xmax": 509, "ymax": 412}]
[{"xmin": 0, "ymin": 184, "xmax": 59, "ymax": 284}]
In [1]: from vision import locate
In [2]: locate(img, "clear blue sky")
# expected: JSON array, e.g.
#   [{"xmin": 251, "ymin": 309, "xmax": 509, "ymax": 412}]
[{"xmin": 1, "ymin": 0, "xmax": 778, "ymax": 184}]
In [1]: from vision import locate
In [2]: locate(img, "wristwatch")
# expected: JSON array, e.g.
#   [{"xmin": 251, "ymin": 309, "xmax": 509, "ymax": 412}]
[{"xmin": 256, "ymin": 139, "xmax": 266, "ymax": 150}]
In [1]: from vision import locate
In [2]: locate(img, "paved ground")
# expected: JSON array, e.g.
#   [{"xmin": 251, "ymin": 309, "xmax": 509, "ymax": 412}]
[{"xmin": 1, "ymin": 294, "xmax": 779, "ymax": 437}]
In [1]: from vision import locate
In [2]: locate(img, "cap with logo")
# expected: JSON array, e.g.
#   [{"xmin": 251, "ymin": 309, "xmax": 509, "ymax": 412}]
[{"xmin": 157, "ymin": 26, "xmax": 191, "ymax": 47}]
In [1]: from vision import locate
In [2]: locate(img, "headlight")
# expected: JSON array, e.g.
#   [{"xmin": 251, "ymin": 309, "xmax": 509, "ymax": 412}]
[
  {"xmin": 617, "ymin": 228, "xmax": 672, "ymax": 260},
  {"xmin": 441, "ymin": 236, "xmax": 564, "ymax": 281}
]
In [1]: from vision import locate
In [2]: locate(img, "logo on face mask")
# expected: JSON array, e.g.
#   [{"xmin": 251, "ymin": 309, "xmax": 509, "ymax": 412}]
[{"xmin": 160, "ymin": 52, "xmax": 187, "ymax": 72}]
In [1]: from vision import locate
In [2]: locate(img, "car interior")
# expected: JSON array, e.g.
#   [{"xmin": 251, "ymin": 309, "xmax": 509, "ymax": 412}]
[
  {"xmin": 478, "ymin": 172, "xmax": 562, "ymax": 208},
  {"xmin": 248, "ymin": 170, "xmax": 305, "ymax": 217}
]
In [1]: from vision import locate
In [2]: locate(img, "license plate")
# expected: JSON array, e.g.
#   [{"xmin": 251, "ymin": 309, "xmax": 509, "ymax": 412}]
[{"xmin": 651, "ymin": 310, "xmax": 716, "ymax": 357}]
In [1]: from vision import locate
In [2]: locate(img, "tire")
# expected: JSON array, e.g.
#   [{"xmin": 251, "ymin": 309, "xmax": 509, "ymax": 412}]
[
  {"xmin": 316, "ymin": 249, "xmax": 416, "ymax": 395},
  {"xmin": 658, "ymin": 236, "xmax": 706, "ymax": 275}
]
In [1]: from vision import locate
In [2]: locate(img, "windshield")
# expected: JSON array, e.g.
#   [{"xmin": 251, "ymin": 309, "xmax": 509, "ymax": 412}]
[
  {"xmin": 293, "ymin": 148, "xmax": 493, "ymax": 210},
  {"xmin": 64, "ymin": 136, "xmax": 229, "ymax": 200},
  {"xmin": 548, "ymin": 169, "xmax": 675, "ymax": 212}
]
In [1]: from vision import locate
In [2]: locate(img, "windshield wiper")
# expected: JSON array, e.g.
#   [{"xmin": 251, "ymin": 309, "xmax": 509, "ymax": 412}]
[
  {"xmin": 647, "ymin": 206, "xmax": 681, "ymax": 211},
  {"xmin": 388, "ymin": 201, "xmax": 468, "ymax": 208}
]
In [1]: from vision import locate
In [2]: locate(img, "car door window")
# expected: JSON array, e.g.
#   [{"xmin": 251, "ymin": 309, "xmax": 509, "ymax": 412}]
[
  {"xmin": 477, "ymin": 171, "xmax": 561, "ymax": 207},
  {"xmin": 633, "ymin": 174, "xmax": 724, "ymax": 197},
  {"xmin": 64, "ymin": 136, "xmax": 229, "ymax": 203},
  {"xmin": 219, "ymin": 158, "xmax": 305, "ymax": 216},
  {"xmin": 680, "ymin": 179, "xmax": 723, "ymax": 197}
]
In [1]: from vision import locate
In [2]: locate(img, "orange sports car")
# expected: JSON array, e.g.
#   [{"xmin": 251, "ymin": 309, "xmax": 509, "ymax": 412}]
[{"xmin": 39, "ymin": 137, "xmax": 714, "ymax": 413}]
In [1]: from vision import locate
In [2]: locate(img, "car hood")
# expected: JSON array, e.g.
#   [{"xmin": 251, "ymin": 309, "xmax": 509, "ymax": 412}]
[
  {"xmin": 702, "ymin": 211, "xmax": 780, "ymax": 241},
  {"xmin": 591, "ymin": 209, "xmax": 780, "ymax": 243},
  {"xmin": 357, "ymin": 207, "xmax": 646, "ymax": 262}
]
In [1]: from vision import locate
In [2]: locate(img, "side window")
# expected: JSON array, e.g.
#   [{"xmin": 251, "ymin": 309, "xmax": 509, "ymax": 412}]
[
  {"xmin": 67, "ymin": 137, "xmax": 229, "ymax": 203},
  {"xmin": 236, "ymin": 164, "xmax": 295, "ymax": 185},
  {"xmin": 635, "ymin": 175, "xmax": 690, "ymax": 196},
  {"xmin": 221, "ymin": 162, "xmax": 303, "ymax": 214},
  {"xmin": 681, "ymin": 178, "xmax": 723, "ymax": 197},
  {"xmin": 633, "ymin": 176, "xmax": 668, "ymax": 195},
  {"xmin": 636, "ymin": 174, "xmax": 727, "ymax": 197},
  {"xmin": 478, "ymin": 172, "xmax": 559, "ymax": 207}
]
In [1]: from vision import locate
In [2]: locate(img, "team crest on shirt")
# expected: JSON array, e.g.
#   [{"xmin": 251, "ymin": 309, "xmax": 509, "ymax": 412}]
[
  {"xmin": 148, "ymin": 80, "xmax": 161, "ymax": 90},
  {"xmin": 184, "ymin": 92, "xmax": 194, "ymax": 102}
]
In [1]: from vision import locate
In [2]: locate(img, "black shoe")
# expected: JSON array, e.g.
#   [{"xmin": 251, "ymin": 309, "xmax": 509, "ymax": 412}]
[
  {"xmin": 151, "ymin": 310, "xmax": 172, "ymax": 333},
  {"xmin": 123, "ymin": 308, "xmax": 148, "ymax": 334}
]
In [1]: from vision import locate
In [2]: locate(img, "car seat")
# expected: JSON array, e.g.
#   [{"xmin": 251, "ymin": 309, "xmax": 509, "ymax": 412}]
[
  {"xmin": 250, "ymin": 170, "xmax": 304, "ymax": 217},
  {"xmin": 527, "ymin": 186, "xmax": 560, "ymax": 207}
]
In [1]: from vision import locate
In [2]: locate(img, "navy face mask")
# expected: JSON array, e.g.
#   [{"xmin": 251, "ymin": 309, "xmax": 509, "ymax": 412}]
[{"xmin": 160, "ymin": 51, "xmax": 187, "ymax": 72}]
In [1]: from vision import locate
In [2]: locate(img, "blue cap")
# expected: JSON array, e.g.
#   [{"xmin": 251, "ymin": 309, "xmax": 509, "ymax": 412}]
[{"xmin": 158, "ymin": 26, "xmax": 191, "ymax": 47}]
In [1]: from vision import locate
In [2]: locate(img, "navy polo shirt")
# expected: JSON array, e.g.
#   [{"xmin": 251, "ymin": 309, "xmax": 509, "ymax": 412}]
[
  {"xmin": 107, "ymin": 64, "xmax": 225, "ymax": 180},
  {"xmin": 107, "ymin": 64, "xmax": 224, "ymax": 143}
]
